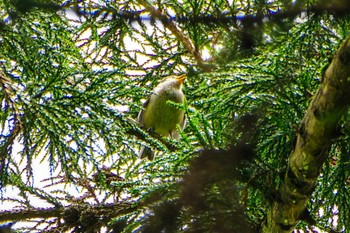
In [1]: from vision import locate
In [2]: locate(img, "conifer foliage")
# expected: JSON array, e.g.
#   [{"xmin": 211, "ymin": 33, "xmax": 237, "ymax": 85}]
[{"xmin": 1, "ymin": 0, "xmax": 350, "ymax": 232}]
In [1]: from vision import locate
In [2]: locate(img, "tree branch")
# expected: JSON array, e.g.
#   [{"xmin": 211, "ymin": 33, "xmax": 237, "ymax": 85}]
[
  {"xmin": 137, "ymin": 0, "xmax": 209, "ymax": 71},
  {"xmin": 262, "ymin": 37, "xmax": 350, "ymax": 232},
  {"xmin": 0, "ymin": 202, "xmax": 131, "ymax": 223},
  {"xmin": 0, "ymin": 70, "xmax": 22, "ymax": 181}
]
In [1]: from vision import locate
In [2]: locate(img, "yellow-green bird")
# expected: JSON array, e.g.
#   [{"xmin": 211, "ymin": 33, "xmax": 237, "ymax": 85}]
[{"xmin": 138, "ymin": 75, "xmax": 187, "ymax": 160}]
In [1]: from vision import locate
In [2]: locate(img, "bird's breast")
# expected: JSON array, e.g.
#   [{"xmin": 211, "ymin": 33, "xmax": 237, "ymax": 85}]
[{"xmin": 143, "ymin": 89, "xmax": 185, "ymax": 136}]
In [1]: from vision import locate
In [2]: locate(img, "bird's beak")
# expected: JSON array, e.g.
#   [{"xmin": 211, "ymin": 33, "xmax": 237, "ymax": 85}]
[{"xmin": 176, "ymin": 74, "xmax": 186, "ymax": 84}]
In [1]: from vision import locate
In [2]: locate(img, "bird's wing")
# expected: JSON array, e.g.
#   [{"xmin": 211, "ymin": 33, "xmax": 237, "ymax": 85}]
[{"xmin": 137, "ymin": 98, "xmax": 149, "ymax": 126}]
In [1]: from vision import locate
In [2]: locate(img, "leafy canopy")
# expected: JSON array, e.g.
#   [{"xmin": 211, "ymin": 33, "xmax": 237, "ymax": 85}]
[{"xmin": 0, "ymin": 0, "xmax": 350, "ymax": 232}]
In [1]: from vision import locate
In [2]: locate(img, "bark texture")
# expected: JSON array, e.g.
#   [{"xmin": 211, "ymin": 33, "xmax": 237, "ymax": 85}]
[{"xmin": 262, "ymin": 37, "xmax": 350, "ymax": 232}]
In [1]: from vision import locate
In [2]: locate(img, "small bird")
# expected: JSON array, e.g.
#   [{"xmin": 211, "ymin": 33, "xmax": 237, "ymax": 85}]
[{"xmin": 138, "ymin": 75, "xmax": 187, "ymax": 160}]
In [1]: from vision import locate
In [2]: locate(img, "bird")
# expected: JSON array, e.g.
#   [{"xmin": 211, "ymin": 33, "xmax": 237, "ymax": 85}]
[{"xmin": 138, "ymin": 74, "xmax": 187, "ymax": 160}]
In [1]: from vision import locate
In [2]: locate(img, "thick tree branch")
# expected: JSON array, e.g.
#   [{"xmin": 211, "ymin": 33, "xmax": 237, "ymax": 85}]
[
  {"xmin": 0, "ymin": 202, "xmax": 132, "ymax": 223},
  {"xmin": 262, "ymin": 37, "xmax": 350, "ymax": 232}
]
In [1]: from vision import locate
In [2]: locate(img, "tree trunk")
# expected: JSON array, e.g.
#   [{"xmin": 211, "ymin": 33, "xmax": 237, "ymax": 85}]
[{"xmin": 262, "ymin": 36, "xmax": 350, "ymax": 232}]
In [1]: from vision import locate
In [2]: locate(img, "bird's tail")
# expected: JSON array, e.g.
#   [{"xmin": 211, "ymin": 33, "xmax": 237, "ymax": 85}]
[{"xmin": 139, "ymin": 146, "xmax": 155, "ymax": 160}]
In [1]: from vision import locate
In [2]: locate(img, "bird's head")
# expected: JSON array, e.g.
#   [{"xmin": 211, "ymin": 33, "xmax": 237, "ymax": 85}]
[{"xmin": 160, "ymin": 74, "xmax": 186, "ymax": 90}]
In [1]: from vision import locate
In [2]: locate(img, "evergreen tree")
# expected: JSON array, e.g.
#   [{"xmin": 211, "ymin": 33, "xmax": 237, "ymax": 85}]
[{"xmin": 1, "ymin": 0, "xmax": 350, "ymax": 232}]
